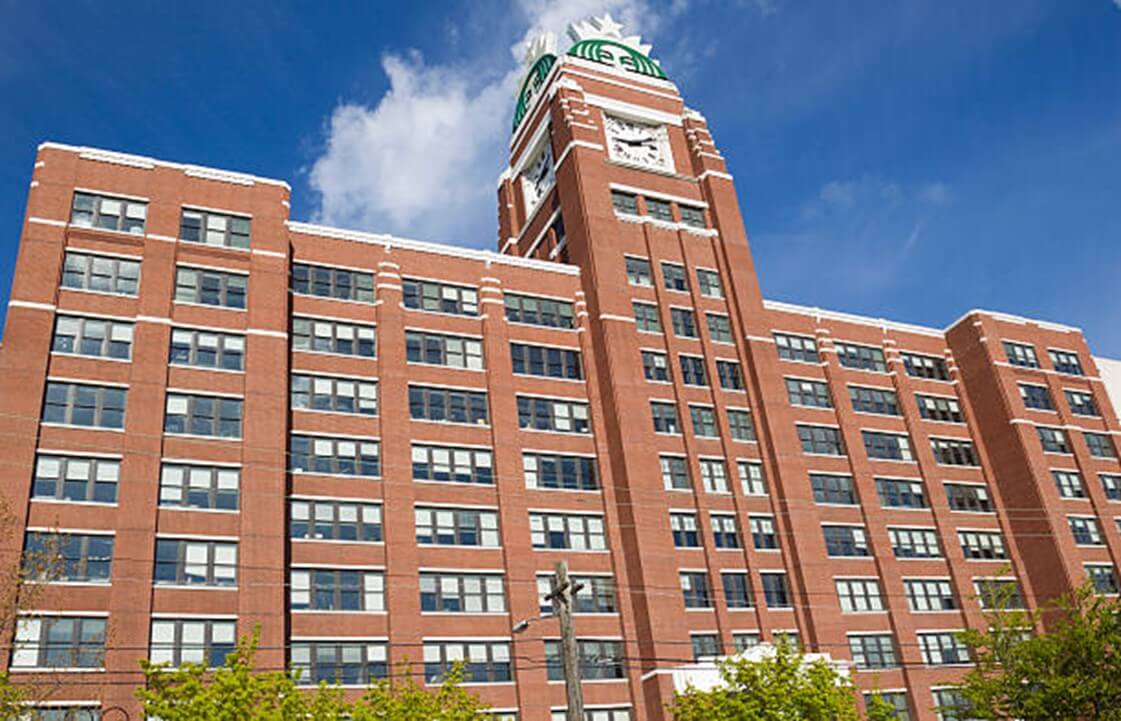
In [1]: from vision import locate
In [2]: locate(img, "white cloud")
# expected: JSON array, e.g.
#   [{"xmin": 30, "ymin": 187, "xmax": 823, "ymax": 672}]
[
  {"xmin": 1115, "ymin": 0, "xmax": 1121, "ymax": 10},
  {"xmin": 309, "ymin": 0, "xmax": 657, "ymax": 247}
]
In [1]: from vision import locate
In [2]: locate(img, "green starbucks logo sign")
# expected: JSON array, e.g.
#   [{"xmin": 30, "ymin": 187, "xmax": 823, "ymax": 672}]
[{"xmin": 566, "ymin": 38, "xmax": 666, "ymax": 79}]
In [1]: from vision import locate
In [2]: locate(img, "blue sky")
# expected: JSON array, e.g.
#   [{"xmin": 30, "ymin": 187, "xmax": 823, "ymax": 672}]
[{"xmin": 2, "ymin": 0, "xmax": 1119, "ymax": 354}]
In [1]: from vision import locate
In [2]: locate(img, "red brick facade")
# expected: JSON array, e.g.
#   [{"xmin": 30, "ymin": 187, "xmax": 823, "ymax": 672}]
[{"xmin": 1, "ymin": 52, "xmax": 1119, "ymax": 721}]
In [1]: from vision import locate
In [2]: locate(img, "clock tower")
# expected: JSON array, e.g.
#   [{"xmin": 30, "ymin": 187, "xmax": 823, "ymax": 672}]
[{"xmin": 497, "ymin": 15, "xmax": 795, "ymax": 719}]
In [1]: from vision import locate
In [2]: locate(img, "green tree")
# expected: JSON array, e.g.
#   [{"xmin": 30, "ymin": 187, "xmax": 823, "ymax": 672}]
[
  {"xmin": 669, "ymin": 639, "xmax": 895, "ymax": 721},
  {"xmin": 957, "ymin": 581, "xmax": 1121, "ymax": 721},
  {"xmin": 137, "ymin": 629, "xmax": 493, "ymax": 720}
]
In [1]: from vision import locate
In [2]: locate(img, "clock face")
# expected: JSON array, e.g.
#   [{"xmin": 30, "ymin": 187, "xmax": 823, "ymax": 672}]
[
  {"xmin": 521, "ymin": 142, "xmax": 555, "ymax": 213},
  {"xmin": 604, "ymin": 114, "xmax": 671, "ymax": 171}
]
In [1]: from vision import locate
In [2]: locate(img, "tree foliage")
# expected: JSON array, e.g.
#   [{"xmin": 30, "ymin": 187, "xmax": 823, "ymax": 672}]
[
  {"xmin": 669, "ymin": 640, "xmax": 896, "ymax": 721},
  {"xmin": 957, "ymin": 581, "xmax": 1121, "ymax": 721},
  {"xmin": 137, "ymin": 629, "xmax": 491, "ymax": 720}
]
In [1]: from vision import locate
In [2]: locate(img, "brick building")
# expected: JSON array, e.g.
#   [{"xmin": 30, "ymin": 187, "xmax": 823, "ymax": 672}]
[{"xmin": 2, "ymin": 15, "xmax": 1120, "ymax": 721}]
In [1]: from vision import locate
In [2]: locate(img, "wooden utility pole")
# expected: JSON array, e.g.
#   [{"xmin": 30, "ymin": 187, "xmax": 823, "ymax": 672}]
[{"xmin": 548, "ymin": 560, "xmax": 585, "ymax": 721}]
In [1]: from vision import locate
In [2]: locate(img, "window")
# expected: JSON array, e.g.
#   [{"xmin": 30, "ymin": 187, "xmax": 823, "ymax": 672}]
[
  {"xmin": 646, "ymin": 198, "xmax": 674, "ymax": 222},
  {"xmin": 836, "ymin": 578, "xmax": 884, "ymax": 613},
  {"xmin": 402, "ymin": 278, "xmax": 478, "ymax": 316},
  {"xmin": 289, "ymin": 435, "xmax": 380, "ymax": 477},
  {"xmin": 835, "ymin": 342, "xmax": 887, "ymax": 372},
  {"xmin": 716, "ymin": 360, "xmax": 744, "ymax": 389},
  {"xmin": 931, "ymin": 438, "xmax": 979, "ymax": 466},
  {"xmin": 1001, "ymin": 340, "xmax": 1039, "ymax": 367},
  {"xmin": 159, "ymin": 463, "xmax": 239, "ymax": 510},
  {"xmin": 291, "ymin": 375, "xmax": 377, "ymax": 416},
  {"xmin": 680, "ymin": 205, "xmax": 706, "ymax": 228},
  {"xmin": 728, "ymin": 409, "xmax": 756, "ymax": 442},
  {"xmin": 408, "ymin": 385, "xmax": 489, "ymax": 425},
  {"xmin": 697, "ymin": 268, "xmax": 721, "ymax": 297},
  {"xmin": 889, "ymin": 527, "xmax": 942, "ymax": 558},
  {"xmin": 798, "ymin": 424, "xmax": 845, "ymax": 455},
  {"xmin": 699, "ymin": 459, "xmax": 729, "ymax": 493},
  {"xmin": 973, "ymin": 579, "xmax": 1024, "ymax": 609},
  {"xmin": 1085, "ymin": 432, "xmax": 1117, "ymax": 459},
  {"xmin": 32, "ymin": 454, "xmax": 119, "ymax": 504},
  {"xmin": 1038, "ymin": 426, "xmax": 1071, "ymax": 454},
  {"xmin": 932, "ymin": 689, "xmax": 972, "ymax": 721},
  {"xmin": 530, "ymin": 512, "xmax": 606, "ymax": 550},
  {"xmin": 681, "ymin": 572, "xmax": 713, "ymax": 608},
  {"xmin": 670, "ymin": 513, "xmax": 700, "ymax": 547},
  {"xmin": 23, "ymin": 532, "xmax": 113, "ymax": 583},
  {"xmin": 550, "ymin": 710, "xmax": 630, "ymax": 721},
  {"xmin": 761, "ymin": 572, "xmax": 791, "ymax": 608},
  {"xmin": 876, "ymin": 478, "xmax": 927, "ymax": 509},
  {"xmin": 412, "ymin": 445, "xmax": 493, "ymax": 485},
  {"xmin": 406, "ymin": 331, "xmax": 484, "ymax": 369},
  {"xmin": 917, "ymin": 394, "xmax": 964, "ymax": 422},
  {"xmin": 706, "ymin": 313, "xmax": 732, "ymax": 343},
  {"xmin": 651, "ymin": 402, "xmax": 680, "ymax": 433},
  {"xmin": 822, "ymin": 525, "xmax": 869, "ymax": 557},
  {"xmin": 632, "ymin": 302, "xmax": 662, "ymax": 333},
  {"xmin": 712, "ymin": 514, "xmax": 741, "ymax": 549},
  {"xmin": 416, "ymin": 507, "xmax": 500, "ymax": 547},
  {"xmin": 169, "ymin": 328, "xmax": 243, "ymax": 370},
  {"xmin": 11, "ymin": 616, "xmax": 106, "ymax": 669},
  {"xmin": 959, "ymin": 530, "xmax": 1008, "ymax": 559},
  {"xmin": 787, "ymin": 378, "xmax": 832, "ymax": 408},
  {"xmin": 661, "ymin": 456, "xmax": 690, "ymax": 490},
  {"xmin": 863, "ymin": 692, "xmax": 911, "ymax": 721},
  {"xmin": 524, "ymin": 453, "xmax": 598, "ymax": 491},
  {"xmin": 690, "ymin": 405, "xmax": 717, "ymax": 437},
  {"xmin": 52, "ymin": 315, "xmax": 133, "ymax": 360},
  {"xmin": 1019, "ymin": 383, "xmax": 1054, "ymax": 410},
  {"xmin": 23, "ymin": 706, "xmax": 102, "ymax": 721},
  {"xmin": 904, "ymin": 578, "xmax": 957, "ymax": 611},
  {"xmin": 863, "ymin": 431, "xmax": 914, "ymax": 461},
  {"xmin": 849, "ymin": 634, "xmax": 897, "ymax": 669},
  {"xmin": 692, "ymin": 634, "xmax": 722, "ymax": 660},
  {"xmin": 1051, "ymin": 469, "xmax": 1086, "ymax": 498},
  {"xmin": 661, "ymin": 262, "xmax": 688, "ymax": 291},
  {"xmin": 70, "ymin": 191, "xmax": 146, "ymax": 233},
  {"xmin": 739, "ymin": 461, "xmax": 767, "ymax": 496},
  {"xmin": 180, "ymin": 208, "xmax": 250, "ymax": 249},
  {"xmin": 1086, "ymin": 564, "xmax": 1119, "ymax": 594},
  {"xmin": 612, "ymin": 191, "xmax": 639, "ymax": 215},
  {"xmin": 625, "ymin": 256, "xmax": 651, "ymax": 286},
  {"xmin": 291, "ymin": 641, "xmax": 387, "ymax": 685},
  {"xmin": 504, "ymin": 293, "xmax": 574, "ymax": 328},
  {"xmin": 1049, "ymin": 349, "xmax": 1084, "ymax": 375},
  {"xmin": 511, "ymin": 343, "xmax": 583, "ymax": 380},
  {"xmin": 642, "ymin": 350, "xmax": 669, "ymax": 381},
  {"xmin": 290, "ymin": 499, "xmax": 382, "ymax": 542},
  {"xmin": 812, "ymin": 473, "xmax": 857, "ymax": 505},
  {"xmin": 945, "ymin": 483, "xmax": 993, "ymax": 513},
  {"xmin": 41, "ymin": 381, "xmax": 126, "ymax": 430},
  {"xmin": 918, "ymin": 633, "xmax": 970, "ymax": 665},
  {"xmin": 537, "ymin": 575, "xmax": 617, "ymax": 614},
  {"xmin": 1101, "ymin": 474, "xmax": 1121, "ymax": 501},
  {"xmin": 154, "ymin": 538, "xmax": 237, "ymax": 587},
  {"xmin": 775, "ymin": 333, "xmax": 819, "ymax": 362},
  {"xmin": 174, "ymin": 267, "xmax": 246, "ymax": 309},
  {"xmin": 1069, "ymin": 516, "xmax": 1103, "ymax": 545},
  {"xmin": 1064, "ymin": 389, "xmax": 1098, "ymax": 416},
  {"xmin": 149, "ymin": 619, "xmax": 235, "ymax": 668},
  {"xmin": 849, "ymin": 386, "xmax": 900, "ymax": 415},
  {"xmin": 291, "ymin": 569, "xmax": 384, "ymax": 611},
  {"xmin": 671, "ymin": 308, "xmax": 698, "ymax": 338},
  {"xmin": 902, "ymin": 352, "xmax": 949, "ymax": 381},
  {"xmin": 723, "ymin": 572, "xmax": 753, "ymax": 608},
  {"xmin": 164, "ymin": 393, "xmax": 241, "ymax": 438},
  {"xmin": 61, "ymin": 251, "xmax": 140, "ymax": 295},
  {"xmin": 292, "ymin": 317, "xmax": 376, "ymax": 357},
  {"xmin": 419, "ymin": 573, "xmax": 506, "ymax": 613},
  {"xmin": 732, "ymin": 633, "xmax": 761, "ymax": 652},
  {"xmin": 544, "ymin": 639, "xmax": 623, "ymax": 680}
]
